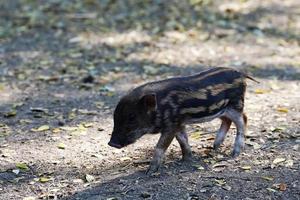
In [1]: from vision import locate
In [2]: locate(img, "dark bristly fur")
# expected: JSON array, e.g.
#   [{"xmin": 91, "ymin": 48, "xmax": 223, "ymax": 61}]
[{"xmin": 108, "ymin": 67, "xmax": 257, "ymax": 174}]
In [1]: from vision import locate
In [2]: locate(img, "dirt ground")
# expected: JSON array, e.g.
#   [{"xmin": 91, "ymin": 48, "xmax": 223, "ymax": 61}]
[{"xmin": 0, "ymin": 0, "xmax": 299, "ymax": 199}]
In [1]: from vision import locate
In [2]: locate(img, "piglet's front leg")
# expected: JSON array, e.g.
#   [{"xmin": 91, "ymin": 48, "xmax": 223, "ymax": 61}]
[
  {"xmin": 175, "ymin": 126, "xmax": 193, "ymax": 162},
  {"xmin": 146, "ymin": 129, "xmax": 176, "ymax": 175}
]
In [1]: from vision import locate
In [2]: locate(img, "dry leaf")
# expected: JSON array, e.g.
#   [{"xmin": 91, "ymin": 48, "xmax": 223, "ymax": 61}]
[
  {"xmin": 273, "ymin": 157, "xmax": 286, "ymax": 164},
  {"xmin": 4, "ymin": 110, "xmax": 17, "ymax": 117},
  {"xmin": 271, "ymin": 127, "xmax": 286, "ymax": 132},
  {"xmin": 12, "ymin": 169, "xmax": 20, "ymax": 175},
  {"xmin": 0, "ymin": 83, "xmax": 5, "ymax": 91},
  {"xmin": 269, "ymin": 82, "xmax": 280, "ymax": 90},
  {"xmin": 120, "ymin": 157, "xmax": 131, "ymax": 162},
  {"xmin": 245, "ymin": 140, "xmax": 261, "ymax": 149},
  {"xmin": 261, "ymin": 176, "xmax": 274, "ymax": 181},
  {"xmin": 82, "ymin": 122, "xmax": 94, "ymax": 128},
  {"xmin": 12, "ymin": 102, "xmax": 24, "ymax": 109},
  {"xmin": 285, "ymin": 159, "xmax": 293, "ymax": 167},
  {"xmin": 39, "ymin": 177, "xmax": 51, "ymax": 183},
  {"xmin": 73, "ymin": 179, "xmax": 84, "ymax": 184},
  {"xmin": 212, "ymin": 163, "xmax": 228, "ymax": 168},
  {"xmin": 191, "ymin": 131, "xmax": 202, "ymax": 140},
  {"xmin": 140, "ymin": 192, "xmax": 151, "ymax": 198},
  {"xmin": 69, "ymin": 36, "xmax": 83, "ymax": 43},
  {"xmin": 32, "ymin": 125, "xmax": 50, "ymax": 132},
  {"xmin": 214, "ymin": 179, "xmax": 226, "ymax": 186},
  {"xmin": 192, "ymin": 164, "xmax": 205, "ymax": 170},
  {"xmin": 253, "ymin": 143, "xmax": 261, "ymax": 150},
  {"xmin": 143, "ymin": 65, "xmax": 160, "ymax": 75},
  {"xmin": 106, "ymin": 198, "xmax": 118, "ymax": 200},
  {"xmin": 30, "ymin": 107, "xmax": 49, "ymax": 113},
  {"xmin": 85, "ymin": 174, "xmax": 95, "ymax": 182},
  {"xmin": 254, "ymin": 89, "xmax": 269, "ymax": 94},
  {"xmin": 16, "ymin": 163, "xmax": 29, "ymax": 171},
  {"xmin": 20, "ymin": 119, "xmax": 33, "ymax": 124},
  {"xmin": 52, "ymin": 128, "xmax": 61, "ymax": 133},
  {"xmin": 78, "ymin": 124, "xmax": 87, "ymax": 131},
  {"xmin": 57, "ymin": 143, "xmax": 66, "ymax": 149},
  {"xmin": 70, "ymin": 129, "xmax": 87, "ymax": 136},
  {"xmin": 266, "ymin": 188, "xmax": 277, "ymax": 192},
  {"xmin": 190, "ymin": 0, "xmax": 203, "ymax": 6},
  {"xmin": 94, "ymin": 101, "xmax": 104, "ymax": 109},
  {"xmin": 240, "ymin": 166, "xmax": 251, "ymax": 170},
  {"xmin": 277, "ymin": 107, "xmax": 288, "ymax": 113},
  {"xmin": 222, "ymin": 185, "xmax": 232, "ymax": 191},
  {"xmin": 60, "ymin": 126, "xmax": 78, "ymax": 131},
  {"xmin": 78, "ymin": 109, "xmax": 97, "ymax": 115},
  {"xmin": 37, "ymin": 75, "xmax": 59, "ymax": 81},
  {"xmin": 279, "ymin": 183, "xmax": 287, "ymax": 191},
  {"xmin": 206, "ymin": 136, "xmax": 215, "ymax": 141},
  {"xmin": 68, "ymin": 112, "xmax": 76, "ymax": 119}
]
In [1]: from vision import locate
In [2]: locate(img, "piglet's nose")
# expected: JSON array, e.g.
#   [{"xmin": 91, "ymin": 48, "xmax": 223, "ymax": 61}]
[{"xmin": 108, "ymin": 141, "xmax": 122, "ymax": 149}]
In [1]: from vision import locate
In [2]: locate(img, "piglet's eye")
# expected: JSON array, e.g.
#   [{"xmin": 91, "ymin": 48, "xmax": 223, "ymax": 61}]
[{"xmin": 128, "ymin": 114, "xmax": 136, "ymax": 121}]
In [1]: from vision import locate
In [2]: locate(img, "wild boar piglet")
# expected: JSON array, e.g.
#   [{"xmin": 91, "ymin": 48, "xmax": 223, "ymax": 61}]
[{"xmin": 108, "ymin": 67, "xmax": 258, "ymax": 174}]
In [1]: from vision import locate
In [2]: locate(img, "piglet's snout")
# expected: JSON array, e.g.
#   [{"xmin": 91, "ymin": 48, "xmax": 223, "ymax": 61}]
[{"xmin": 108, "ymin": 141, "xmax": 123, "ymax": 149}]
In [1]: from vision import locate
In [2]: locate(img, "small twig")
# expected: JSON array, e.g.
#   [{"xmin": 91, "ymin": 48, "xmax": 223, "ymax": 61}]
[
  {"xmin": 133, "ymin": 160, "xmax": 151, "ymax": 165},
  {"xmin": 201, "ymin": 175, "xmax": 251, "ymax": 181},
  {"xmin": 65, "ymin": 13, "xmax": 97, "ymax": 19}
]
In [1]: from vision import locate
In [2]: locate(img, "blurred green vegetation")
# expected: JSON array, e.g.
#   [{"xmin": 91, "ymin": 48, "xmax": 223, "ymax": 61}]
[
  {"xmin": 0, "ymin": 0, "xmax": 213, "ymax": 37},
  {"xmin": 1, "ymin": 0, "xmax": 299, "ymax": 42},
  {"xmin": 0, "ymin": 0, "xmax": 299, "ymax": 82},
  {"xmin": 0, "ymin": 1, "xmax": 274, "ymax": 35}
]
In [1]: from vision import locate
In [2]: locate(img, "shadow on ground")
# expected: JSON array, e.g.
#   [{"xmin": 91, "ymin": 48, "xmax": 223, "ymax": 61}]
[{"xmin": 65, "ymin": 161, "xmax": 300, "ymax": 200}]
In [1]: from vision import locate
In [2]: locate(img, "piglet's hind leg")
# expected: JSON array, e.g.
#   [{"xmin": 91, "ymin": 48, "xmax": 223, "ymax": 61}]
[
  {"xmin": 224, "ymin": 109, "xmax": 246, "ymax": 157},
  {"xmin": 213, "ymin": 117, "xmax": 232, "ymax": 150}
]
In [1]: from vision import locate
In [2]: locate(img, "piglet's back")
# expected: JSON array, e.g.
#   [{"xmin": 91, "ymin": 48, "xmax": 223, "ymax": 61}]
[
  {"xmin": 134, "ymin": 67, "xmax": 246, "ymax": 97},
  {"xmin": 130, "ymin": 67, "xmax": 248, "ymax": 121}
]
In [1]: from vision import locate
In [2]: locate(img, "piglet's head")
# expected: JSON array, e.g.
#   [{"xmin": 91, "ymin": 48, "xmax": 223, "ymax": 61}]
[{"xmin": 108, "ymin": 93, "xmax": 157, "ymax": 148}]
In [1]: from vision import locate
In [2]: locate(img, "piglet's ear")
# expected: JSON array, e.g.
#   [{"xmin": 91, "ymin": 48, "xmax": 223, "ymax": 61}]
[{"xmin": 140, "ymin": 93, "xmax": 157, "ymax": 111}]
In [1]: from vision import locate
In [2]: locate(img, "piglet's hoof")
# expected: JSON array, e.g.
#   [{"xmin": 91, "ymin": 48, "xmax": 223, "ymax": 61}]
[
  {"xmin": 181, "ymin": 155, "xmax": 194, "ymax": 163},
  {"xmin": 231, "ymin": 150, "xmax": 241, "ymax": 158},
  {"xmin": 145, "ymin": 163, "xmax": 161, "ymax": 175},
  {"xmin": 213, "ymin": 142, "xmax": 222, "ymax": 150}
]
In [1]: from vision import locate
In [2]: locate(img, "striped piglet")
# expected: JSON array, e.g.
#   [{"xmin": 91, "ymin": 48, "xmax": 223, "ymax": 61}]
[{"xmin": 108, "ymin": 67, "xmax": 258, "ymax": 174}]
